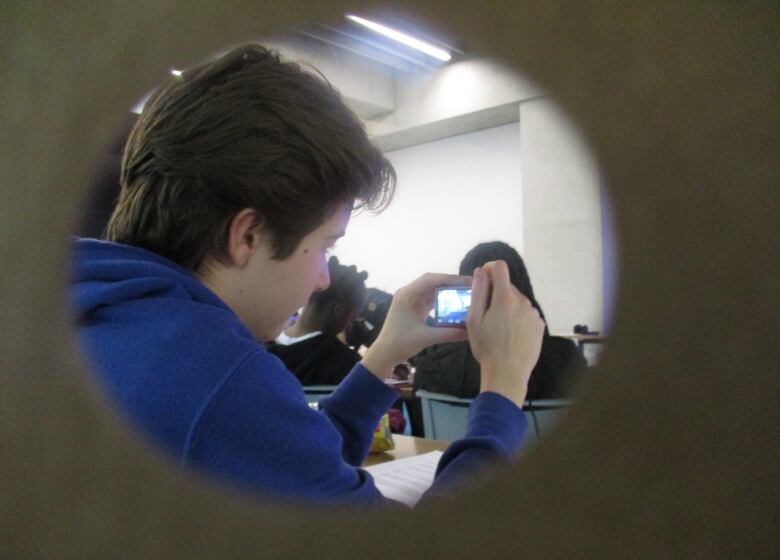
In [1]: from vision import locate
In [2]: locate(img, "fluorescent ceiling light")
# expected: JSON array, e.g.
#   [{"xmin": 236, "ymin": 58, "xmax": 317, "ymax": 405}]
[{"xmin": 346, "ymin": 14, "xmax": 451, "ymax": 62}]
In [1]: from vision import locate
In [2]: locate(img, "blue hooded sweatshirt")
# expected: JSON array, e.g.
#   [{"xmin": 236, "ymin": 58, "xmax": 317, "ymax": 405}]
[{"xmin": 70, "ymin": 238, "xmax": 527, "ymax": 505}]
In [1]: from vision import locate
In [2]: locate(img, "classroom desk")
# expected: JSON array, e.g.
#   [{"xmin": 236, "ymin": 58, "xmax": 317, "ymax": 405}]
[
  {"xmin": 386, "ymin": 378, "xmax": 414, "ymax": 400},
  {"xmin": 363, "ymin": 434, "xmax": 449, "ymax": 467},
  {"xmin": 555, "ymin": 333, "xmax": 607, "ymax": 356},
  {"xmin": 556, "ymin": 333, "xmax": 607, "ymax": 344}
]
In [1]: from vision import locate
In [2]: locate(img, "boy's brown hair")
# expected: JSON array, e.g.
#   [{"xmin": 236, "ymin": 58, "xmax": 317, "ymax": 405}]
[{"xmin": 106, "ymin": 44, "xmax": 395, "ymax": 271}]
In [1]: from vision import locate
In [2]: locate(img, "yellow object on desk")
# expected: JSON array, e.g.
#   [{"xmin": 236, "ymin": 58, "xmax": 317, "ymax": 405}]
[
  {"xmin": 310, "ymin": 402, "xmax": 394, "ymax": 452},
  {"xmin": 369, "ymin": 413, "xmax": 395, "ymax": 452},
  {"xmin": 363, "ymin": 435, "xmax": 449, "ymax": 467}
]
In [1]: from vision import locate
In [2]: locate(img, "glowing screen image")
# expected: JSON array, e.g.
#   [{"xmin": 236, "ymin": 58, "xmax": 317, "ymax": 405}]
[{"xmin": 435, "ymin": 288, "xmax": 472, "ymax": 324}]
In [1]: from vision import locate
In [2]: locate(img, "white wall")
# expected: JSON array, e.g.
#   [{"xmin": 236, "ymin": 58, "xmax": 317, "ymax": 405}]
[
  {"xmin": 336, "ymin": 99, "xmax": 606, "ymax": 335},
  {"xmin": 520, "ymin": 97, "xmax": 604, "ymax": 333},
  {"xmin": 334, "ymin": 123, "xmax": 523, "ymax": 292}
]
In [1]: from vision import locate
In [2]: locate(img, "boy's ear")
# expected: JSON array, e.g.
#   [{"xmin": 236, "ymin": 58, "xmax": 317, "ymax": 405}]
[{"xmin": 226, "ymin": 208, "xmax": 262, "ymax": 267}]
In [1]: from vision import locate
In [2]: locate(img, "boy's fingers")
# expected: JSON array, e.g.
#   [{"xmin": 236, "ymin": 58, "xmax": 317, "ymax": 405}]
[
  {"xmin": 482, "ymin": 260, "xmax": 513, "ymax": 305},
  {"xmin": 409, "ymin": 272, "xmax": 473, "ymax": 293},
  {"xmin": 467, "ymin": 267, "xmax": 488, "ymax": 324}
]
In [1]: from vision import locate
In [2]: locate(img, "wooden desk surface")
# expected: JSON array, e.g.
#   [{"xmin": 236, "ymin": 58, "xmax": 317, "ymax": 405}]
[
  {"xmin": 363, "ymin": 434, "xmax": 449, "ymax": 467},
  {"xmin": 386, "ymin": 379, "xmax": 414, "ymax": 400},
  {"xmin": 554, "ymin": 333, "xmax": 608, "ymax": 343}
]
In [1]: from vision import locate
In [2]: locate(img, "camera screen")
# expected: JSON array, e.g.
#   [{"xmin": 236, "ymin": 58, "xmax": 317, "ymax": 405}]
[{"xmin": 434, "ymin": 287, "xmax": 472, "ymax": 326}]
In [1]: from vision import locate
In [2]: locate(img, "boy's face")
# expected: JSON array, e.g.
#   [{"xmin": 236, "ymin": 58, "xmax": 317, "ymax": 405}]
[{"xmin": 240, "ymin": 202, "xmax": 351, "ymax": 341}]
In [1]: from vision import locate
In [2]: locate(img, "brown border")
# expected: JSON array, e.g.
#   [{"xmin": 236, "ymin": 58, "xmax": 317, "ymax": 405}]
[{"xmin": 2, "ymin": 2, "xmax": 777, "ymax": 557}]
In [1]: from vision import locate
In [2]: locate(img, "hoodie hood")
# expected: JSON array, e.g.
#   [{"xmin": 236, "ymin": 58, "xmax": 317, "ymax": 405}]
[{"xmin": 70, "ymin": 238, "xmax": 234, "ymax": 321}]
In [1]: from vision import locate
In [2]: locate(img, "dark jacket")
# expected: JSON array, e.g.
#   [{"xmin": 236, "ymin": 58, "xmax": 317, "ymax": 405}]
[
  {"xmin": 267, "ymin": 333, "xmax": 362, "ymax": 386},
  {"xmin": 412, "ymin": 336, "xmax": 585, "ymax": 400}
]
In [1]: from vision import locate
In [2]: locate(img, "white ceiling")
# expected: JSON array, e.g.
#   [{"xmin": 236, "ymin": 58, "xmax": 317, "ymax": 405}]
[{"xmin": 265, "ymin": 24, "xmax": 544, "ymax": 152}]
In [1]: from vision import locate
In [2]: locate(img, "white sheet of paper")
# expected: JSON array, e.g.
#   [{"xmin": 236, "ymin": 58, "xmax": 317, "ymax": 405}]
[{"xmin": 364, "ymin": 450, "xmax": 443, "ymax": 507}]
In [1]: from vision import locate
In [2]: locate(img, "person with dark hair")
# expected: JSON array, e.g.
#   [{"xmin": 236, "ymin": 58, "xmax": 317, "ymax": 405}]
[
  {"xmin": 267, "ymin": 256, "xmax": 368, "ymax": 386},
  {"xmin": 70, "ymin": 45, "xmax": 545, "ymax": 506},
  {"xmin": 343, "ymin": 287, "xmax": 393, "ymax": 351},
  {"xmin": 413, "ymin": 241, "xmax": 586, "ymax": 401}
]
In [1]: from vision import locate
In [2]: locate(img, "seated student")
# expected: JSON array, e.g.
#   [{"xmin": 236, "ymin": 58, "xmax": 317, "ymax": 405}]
[
  {"xmin": 343, "ymin": 287, "xmax": 393, "ymax": 352},
  {"xmin": 267, "ymin": 256, "xmax": 367, "ymax": 386},
  {"xmin": 70, "ymin": 45, "xmax": 545, "ymax": 506},
  {"xmin": 413, "ymin": 241, "xmax": 585, "ymax": 401}
]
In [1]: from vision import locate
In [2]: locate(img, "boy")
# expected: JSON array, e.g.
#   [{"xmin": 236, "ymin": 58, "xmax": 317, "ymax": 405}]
[{"xmin": 71, "ymin": 44, "xmax": 544, "ymax": 505}]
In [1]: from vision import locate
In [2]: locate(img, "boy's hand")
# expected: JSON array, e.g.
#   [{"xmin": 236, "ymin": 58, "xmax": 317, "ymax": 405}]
[
  {"xmin": 467, "ymin": 260, "xmax": 545, "ymax": 407},
  {"xmin": 362, "ymin": 273, "xmax": 471, "ymax": 380}
]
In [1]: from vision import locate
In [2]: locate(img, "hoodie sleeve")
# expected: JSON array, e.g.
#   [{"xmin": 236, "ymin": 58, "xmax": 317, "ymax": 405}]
[
  {"xmin": 183, "ymin": 350, "xmax": 525, "ymax": 505},
  {"xmin": 182, "ymin": 351, "xmax": 394, "ymax": 505},
  {"xmin": 316, "ymin": 363, "xmax": 399, "ymax": 466},
  {"xmin": 420, "ymin": 392, "xmax": 527, "ymax": 502}
]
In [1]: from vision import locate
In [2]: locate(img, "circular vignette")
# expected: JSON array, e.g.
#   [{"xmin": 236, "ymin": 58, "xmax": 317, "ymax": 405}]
[{"xmin": 3, "ymin": 2, "xmax": 776, "ymax": 559}]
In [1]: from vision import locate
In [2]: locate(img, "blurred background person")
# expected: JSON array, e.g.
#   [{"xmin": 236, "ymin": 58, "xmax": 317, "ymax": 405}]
[
  {"xmin": 343, "ymin": 287, "xmax": 393, "ymax": 353},
  {"xmin": 267, "ymin": 256, "xmax": 368, "ymax": 386}
]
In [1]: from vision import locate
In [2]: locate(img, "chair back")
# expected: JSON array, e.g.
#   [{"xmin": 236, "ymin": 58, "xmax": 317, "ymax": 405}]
[
  {"xmin": 416, "ymin": 391, "xmax": 575, "ymax": 447},
  {"xmin": 302, "ymin": 384, "xmax": 339, "ymax": 404},
  {"xmin": 416, "ymin": 390, "xmax": 473, "ymax": 440},
  {"xmin": 523, "ymin": 399, "xmax": 575, "ymax": 447}
]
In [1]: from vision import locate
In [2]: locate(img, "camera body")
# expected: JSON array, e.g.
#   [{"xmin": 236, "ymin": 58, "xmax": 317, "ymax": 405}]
[{"xmin": 433, "ymin": 286, "xmax": 472, "ymax": 327}]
